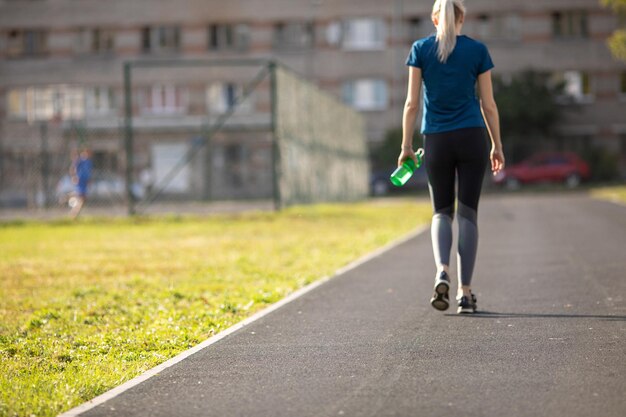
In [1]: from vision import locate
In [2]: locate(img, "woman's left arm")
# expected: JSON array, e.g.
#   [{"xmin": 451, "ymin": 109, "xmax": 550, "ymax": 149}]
[
  {"xmin": 398, "ymin": 66, "xmax": 422, "ymax": 167},
  {"xmin": 478, "ymin": 70, "xmax": 505, "ymax": 175}
]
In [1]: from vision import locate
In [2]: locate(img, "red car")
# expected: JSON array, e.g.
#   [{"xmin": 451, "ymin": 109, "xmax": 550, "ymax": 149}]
[{"xmin": 493, "ymin": 152, "xmax": 590, "ymax": 189}]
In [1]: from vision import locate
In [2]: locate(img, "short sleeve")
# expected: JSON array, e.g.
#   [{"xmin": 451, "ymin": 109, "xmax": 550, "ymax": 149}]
[
  {"xmin": 477, "ymin": 43, "xmax": 494, "ymax": 74},
  {"xmin": 406, "ymin": 42, "xmax": 422, "ymax": 68}
]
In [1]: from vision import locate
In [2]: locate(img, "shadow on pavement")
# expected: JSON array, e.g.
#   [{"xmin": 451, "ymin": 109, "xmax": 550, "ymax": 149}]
[{"xmin": 444, "ymin": 311, "xmax": 626, "ymax": 321}]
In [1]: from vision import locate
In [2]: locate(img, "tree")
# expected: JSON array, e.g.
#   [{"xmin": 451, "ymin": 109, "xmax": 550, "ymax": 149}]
[
  {"xmin": 602, "ymin": 0, "xmax": 626, "ymax": 61},
  {"xmin": 370, "ymin": 127, "xmax": 420, "ymax": 169},
  {"xmin": 493, "ymin": 70, "xmax": 566, "ymax": 162}
]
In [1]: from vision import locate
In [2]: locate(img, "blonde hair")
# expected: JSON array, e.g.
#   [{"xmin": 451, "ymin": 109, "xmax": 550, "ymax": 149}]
[{"xmin": 432, "ymin": 0, "xmax": 466, "ymax": 63}]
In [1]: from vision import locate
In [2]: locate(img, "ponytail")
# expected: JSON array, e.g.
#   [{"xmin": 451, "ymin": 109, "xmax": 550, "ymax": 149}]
[{"xmin": 432, "ymin": 0, "xmax": 466, "ymax": 63}]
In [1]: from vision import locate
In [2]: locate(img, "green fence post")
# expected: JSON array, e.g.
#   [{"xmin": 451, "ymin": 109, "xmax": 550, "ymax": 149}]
[
  {"xmin": 201, "ymin": 122, "xmax": 212, "ymax": 202},
  {"xmin": 123, "ymin": 62, "xmax": 135, "ymax": 216},
  {"xmin": 269, "ymin": 61, "xmax": 282, "ymax": 211},
  {"xmin": 39, "ymin": 121, "xmax": 50, "ymax": 208}
]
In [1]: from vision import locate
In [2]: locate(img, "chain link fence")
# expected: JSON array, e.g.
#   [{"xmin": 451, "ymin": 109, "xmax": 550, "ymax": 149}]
[
  {"xmin": 274, "ymin": 65, "xmax": 369, "ymax": 206},
  {"xmin": 0, "ymin": 59, "xmax": 369, "ymax": 218},
  {"xmin": 0, "ymin": 114, "xmax": 126, "ymax": 216}
]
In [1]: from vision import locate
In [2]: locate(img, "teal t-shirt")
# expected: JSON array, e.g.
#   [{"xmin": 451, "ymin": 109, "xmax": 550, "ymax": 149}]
[{"xmin": 406, "ymin": 35, "xmax": 494, "ymax": 134}]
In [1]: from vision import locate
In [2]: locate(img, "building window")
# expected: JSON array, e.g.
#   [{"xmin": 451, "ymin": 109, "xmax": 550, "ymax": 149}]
[
  {"xmin": 75, "ymin": 28, "xmax": 115, "ymax": 54},
  {"xmin": 225, "ymin": 143, "xmax": 244, "ymax": 187},
  {"xmin": 208, "ymin": 23, "xmax": 250, "ymax": 51},
  {"xmin": 342, "ymin": 79, "xmax": 388, "ymax": 111},
  {"xmin": 501, "ymin": 14, "xmax": 522, "ymax": 41},
  {"xmin": 92, "ymin": 151, "xmax": 118, "ymax": 173},
  {"xmin": 61, "ymin": 87, "xmax": 85, "ymax": 120},
  {"xmin": 552, "ymin": 11, "xmax": 588, "ymax": 39},
  {"xmin": 273, "ymin": 22, "xmax": 315, "ymax": 50},
  {"xmin": 565, "ymin": 71, "xmax": 591, "ymax": 98},
  {"xmin": 7, "ymin": 86, "xmax": 84, "ymax": 121},
  {"xmin": 475, "ymin": 13, "xmax": 521, "ymax": 41},
  {"xmin": 407, "ymin": 17, "xmax": 432, "ymax": 41},
  {"xmin": 6, "ymin": 29, "xmax": 48, "ymax": 57},
  {"xmin": 140, "ymin": 85, "xmax": 188, "ymax": 115},
  {"xmin": 85, "ymin": 87, "xmax": 115, "ymax": 115},
  {"xmin": 141, "ymin": 26, "xmax": 181, "ymax": 53},
  {"xmin": 554, "ymin": 71, "xmax": 593, "ymax": 103},
  {"xmin": 476, "ymin": 15, "xmax": 490, "ymax": 40},
  {"xmin": 326, "ymin": 22, "xmax": 342, "ymax": 46},
  {"xmin": 7, "ymin": 90, "xmax": 26, "ymax": 118},
  {"xmin": 206, "ymin": 83, "xmax": 253, "ymax": 115},
  {"xmin": 342, "ymin": 18, "xmax": 387, "ymax": 50}
]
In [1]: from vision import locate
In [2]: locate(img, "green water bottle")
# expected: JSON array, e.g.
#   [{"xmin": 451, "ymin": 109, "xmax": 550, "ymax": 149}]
[{"xmin": 390, "ymin": 148, "xmax": 424, "ymax": 187}]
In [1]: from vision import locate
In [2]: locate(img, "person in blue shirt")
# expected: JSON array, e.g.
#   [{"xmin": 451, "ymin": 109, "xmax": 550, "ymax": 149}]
[
  {"xmin": 70, "ymin": 148, "xmax": 93, "ymax": 219},
  {"xmin": 399, "ymin": 0, "xmax": 505, "ymax": 314}
]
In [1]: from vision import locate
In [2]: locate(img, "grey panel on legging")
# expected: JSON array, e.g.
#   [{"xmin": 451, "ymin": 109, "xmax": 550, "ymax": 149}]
[
  {"xmin": 457, "ymin": 201, "xmax": 478, "ymax": 286},
  {"xmin": 431, "ymin": 205, "xmax": 454, "ymax": 267}
]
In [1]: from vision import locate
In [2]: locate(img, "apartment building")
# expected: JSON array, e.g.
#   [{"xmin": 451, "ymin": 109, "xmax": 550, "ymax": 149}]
[{"xmin": 0, "ymin": 0, "xmax": 625, "ymax": 204}]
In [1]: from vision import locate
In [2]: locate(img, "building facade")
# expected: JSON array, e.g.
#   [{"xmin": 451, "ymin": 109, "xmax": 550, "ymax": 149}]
[{"xmin": 0, "ymin": 0, "xmax": 625, "ymax": 205}]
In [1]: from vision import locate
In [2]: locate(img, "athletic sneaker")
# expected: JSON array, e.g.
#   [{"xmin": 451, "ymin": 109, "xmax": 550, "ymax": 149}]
[
  {"xmin": 430, "ymin": 271, "xmax": 450, "ymax": 311},
  {"xmin": 457, "ymin": 294, "xmax": 477, "ymax": 314}
]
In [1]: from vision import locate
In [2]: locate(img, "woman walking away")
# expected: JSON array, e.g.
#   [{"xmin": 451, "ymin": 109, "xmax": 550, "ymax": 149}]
[{"xmin": 399, "ymin": 0, "xmax": 505, "ymax": 314}]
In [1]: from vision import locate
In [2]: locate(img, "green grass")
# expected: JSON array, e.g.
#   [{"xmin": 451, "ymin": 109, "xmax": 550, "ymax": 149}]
[
  {"xmin": 591, "ymin": 185, "xmax": 626, "ymax": 204},
  {"xmin": 0, "ymin": 199, "xmax": 431, "ymax": 417}
]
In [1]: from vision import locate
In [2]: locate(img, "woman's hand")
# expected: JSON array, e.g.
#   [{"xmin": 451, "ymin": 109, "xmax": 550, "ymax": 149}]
[
  {"xmin": 490, "ymin": 147, "xmax": 505, "ymax": 175},
  {"xmin": 398, "ymin": 148, "xmax": 418, "ymax": 167}
]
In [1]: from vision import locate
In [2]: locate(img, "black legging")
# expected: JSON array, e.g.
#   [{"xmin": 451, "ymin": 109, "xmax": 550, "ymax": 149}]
[{"xmin": 424, "ymin": 127, "xmax": 489, "ymax": 287}]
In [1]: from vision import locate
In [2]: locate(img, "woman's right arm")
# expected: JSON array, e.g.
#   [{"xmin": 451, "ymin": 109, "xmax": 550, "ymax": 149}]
[
  {"xmin": 478, "ymin": 70, "xmax": 505, "ymax": 175},
  {"xmin": 398, "ymin": 66, "xmax": 422, "ymax": 167}
]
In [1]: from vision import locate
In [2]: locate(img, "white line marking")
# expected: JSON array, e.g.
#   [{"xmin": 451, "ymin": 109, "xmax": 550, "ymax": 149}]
[
  {"xmin": 589, "ymin": 193, "xmax": 626, "ymax": 210},
  {"xmin": 601, "ymin": 198, "xmax": 626, "ymax": 209},
  {"xmin": 58, "ymin": 225, "xmax": 428, "ymax": 417}
]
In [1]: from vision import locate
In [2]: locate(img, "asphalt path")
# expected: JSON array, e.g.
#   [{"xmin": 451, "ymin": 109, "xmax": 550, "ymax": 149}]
[{"xmin": 77, "ymin": 194, "xmax": 626, "ymax": 417}]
